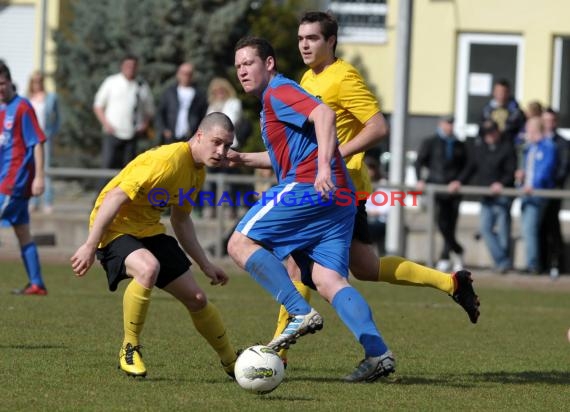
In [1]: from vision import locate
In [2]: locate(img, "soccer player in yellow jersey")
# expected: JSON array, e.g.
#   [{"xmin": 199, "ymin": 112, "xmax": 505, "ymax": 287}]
[
  {"xmin": 71, "ymin": 112, "xmax": 239, "ymax": 378},
  {"xmin": 272, "ymin": 11, "xmax": 480, "ymax": 366}
]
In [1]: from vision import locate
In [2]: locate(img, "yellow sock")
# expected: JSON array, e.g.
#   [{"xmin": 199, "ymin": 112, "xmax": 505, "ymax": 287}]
[
  {"xmin": 273, "ymin": 280, "xmax": 311, "ymax": 360},
  {"xmin": 378, "ymin": 256, "xmax": 455, "ymax": 294},
  {"xmin": 190, "ymin": 302, "xmax": 235, "ymax": 366},
  {"xmin": 123, "ymin": 280, "xmax": 152, "ymax": 346}
]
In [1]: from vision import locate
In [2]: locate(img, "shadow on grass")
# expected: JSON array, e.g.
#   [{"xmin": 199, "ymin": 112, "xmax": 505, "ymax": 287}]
[
  {"xmin": 288, "ymin": 370, "xmax": 570, "ymax": 387},
  {"xmin": 468, "ymin": 370, "xmax": 570, "ymax": 385},
  {"xmin": 0, "ymin": 344, "xmax": 66, "ymax": 350},
  {"xmin": 391, "ymin": 370, "xmax": 570, "ymax": 386},
  {"xmin": 139, "ymin": 377, "xmax": 193, "ymax": 383},
  {"xmin": 285, "ymin": 375, "xmax": 356, "ymax": 384},
  {"xmin": 260, "ymin": 395, "xmax": 316, "ymax": 401}
]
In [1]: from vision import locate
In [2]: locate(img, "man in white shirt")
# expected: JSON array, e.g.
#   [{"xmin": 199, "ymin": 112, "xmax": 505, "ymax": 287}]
[
  {"xmin": 155, "ymin": 62, "xmax": 208, "ymax": 145},
  {"xmin": 93, "ymin": 54, "xmax": 155, "ymax": 170}
]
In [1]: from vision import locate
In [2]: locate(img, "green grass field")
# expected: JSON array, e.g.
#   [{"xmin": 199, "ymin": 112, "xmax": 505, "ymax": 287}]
[{"xmin": 1, "ymin": 261, "xmax": 569, "ymax": 411}]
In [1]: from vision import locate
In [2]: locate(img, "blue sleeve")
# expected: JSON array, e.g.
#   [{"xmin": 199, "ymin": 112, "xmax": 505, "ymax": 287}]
[
  {"xmin": 538, "ymin": 144, "xmax": 558, "ymax": 188},
  {"xmin": 21, "ymin": 109, "xmax": 43, "ymax": 148}
]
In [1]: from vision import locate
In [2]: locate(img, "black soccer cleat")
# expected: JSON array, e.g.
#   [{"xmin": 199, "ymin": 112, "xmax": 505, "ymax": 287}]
[{"xmin": 451, "ymin": 270, "xmax": 480, "ymax": 324}]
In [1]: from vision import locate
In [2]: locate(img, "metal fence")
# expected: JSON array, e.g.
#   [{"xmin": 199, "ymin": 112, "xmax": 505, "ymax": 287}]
[{"xmin": 46, "ymin": 167, "xmax": 570, "ymax": 262}]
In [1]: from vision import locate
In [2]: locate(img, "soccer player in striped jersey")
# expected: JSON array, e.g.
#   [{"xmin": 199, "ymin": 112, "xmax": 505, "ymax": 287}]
[
  {"xmin": 228, "ymin": 36, "xmax": 395, "ymax": 382},
  {"xmin": 0, "ymin": 61, "xmax": 47, "ymax": 295}
]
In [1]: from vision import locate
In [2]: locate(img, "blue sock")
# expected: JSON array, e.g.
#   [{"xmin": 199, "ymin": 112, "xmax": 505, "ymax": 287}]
[
  {"xmin": 331, "ymin": 287, "xmax": 388, "ymax": 357},
  {"xmin": 244, "ymin": 248, "xmax": 311, "ymax": 315},
  {"xmin": 21, "ymin": 242, "xmax": 44, "ymax": 288}
]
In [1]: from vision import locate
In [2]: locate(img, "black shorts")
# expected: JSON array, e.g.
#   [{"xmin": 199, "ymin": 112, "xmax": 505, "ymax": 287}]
[
  {"xmin": 290, "ymin": 200, "xmax": 372, "ymax": 291},
  {"xmin": 353, "ymin": 200, "xmax": 372, "ymax": 244},
  {"xmin": 96, "ymin": 234, "xmax": 191, "ymax": 291}
]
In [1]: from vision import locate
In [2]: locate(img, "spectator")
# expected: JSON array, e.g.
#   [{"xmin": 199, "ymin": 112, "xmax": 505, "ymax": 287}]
[
  {"xmin": 515, "ymin": 117, "xmax": 557, "ymax": 274},
  {"xmin": 27, "ymin": 70, "xmax": 60, "ymax": 214},
  {"xmin": 155, "ymin": 62, "xmax": 208, "ymax": 145},
  {"xmin": 461, "ymin": 120, "xmax": 517, "ymax": 273},
  {"xmin": 204, "ymin": 77, "xmax": 247, "ymax": 219},
  {"xmin": 524, "ymin": 100, "xmax": 544, "ymax": 119},
  {"xmin": 481, "ymin": 78, "xmax": 526, "ymax": 144},
  {"xmin": 94, "ymin": 54, "xmax": 154, "ymax": 171},
  {"xmin": 539, "ymin": 108, "xmax": 569, "ymax": 277},
  {"xmin": 207, "ymin": 77, "xmax": 243, "ymax": 148},
  {"xmin": 416, "ymin": 116, "xmax": 468, "ymax": 272},
  {"xmin": 515, "ymin": 101, "xmax": 543, "ymax": 168}
]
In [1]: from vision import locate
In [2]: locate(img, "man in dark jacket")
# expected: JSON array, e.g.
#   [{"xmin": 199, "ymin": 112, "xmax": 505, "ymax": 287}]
[
  {"xmin": 416, "ymin": 116, "xmax": 469, "ymax": 272},
  {"xmin": 480, "ymin": 79, "xmax": 526, "ymax": 144},
  {"xmin": 460, "ymin": 120, "xmax": 517, "ymax": 273},
  {"xmin": 540, "ymin": 108, "xmax": 569, "ymax": 277},
  {"xmin": 155, "ymin": 62, "xmax": 208, "ymax": 144}
]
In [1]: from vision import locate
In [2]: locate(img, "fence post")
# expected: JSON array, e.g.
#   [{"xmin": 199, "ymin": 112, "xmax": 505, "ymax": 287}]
[
  {"xmin": 426, "ymin": 184, "xmax": 435, "ymax": 267},
  {"xmin": 215, "ymin": 173, "xmax": 226, "ymax": 259}
]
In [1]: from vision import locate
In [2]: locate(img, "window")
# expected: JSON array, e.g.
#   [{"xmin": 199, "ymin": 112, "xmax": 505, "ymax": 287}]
[
  {"xmin": 552, "ymin": 37, "xmax": 570, "ymax": 137},
  {"xmin": 329, "ymin": 0, "xmax": 388, "ymax": 44}
]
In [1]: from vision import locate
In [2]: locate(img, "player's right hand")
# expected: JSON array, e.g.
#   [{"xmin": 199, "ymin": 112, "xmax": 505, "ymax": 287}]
[{"xmin": 314, "ymin": 167, "xmax": 336, "ymax": 200}]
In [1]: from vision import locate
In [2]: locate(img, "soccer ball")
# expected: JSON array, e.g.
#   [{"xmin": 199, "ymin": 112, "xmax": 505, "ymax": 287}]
[{"xmin": 234, "ymin": 345, "xmax": 285, "ymax": 394}]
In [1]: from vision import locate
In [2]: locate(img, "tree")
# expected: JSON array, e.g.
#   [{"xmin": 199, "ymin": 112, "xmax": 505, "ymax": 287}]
[
  {"xmin": 54, "ymin": 0, "xmax": 251, "ymax": 166},
  {"xmin": 53, "ymin": 0, "xmax": 312, "ymax": 164}
]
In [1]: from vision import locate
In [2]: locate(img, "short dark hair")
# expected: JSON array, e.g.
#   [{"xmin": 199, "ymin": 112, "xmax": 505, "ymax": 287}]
[
  {"xmin": 0, "ymin": 60, "xmax": 12, "ymax": 81},
  {"xmin": 544, "ymin": 107, "xmax": 558, "ymax": 117},
  {"xmin": 198, "ymin": 112, "xmax": 235, "ymax": 134},
  {"xmin": 480, "ymin": 119, "xmax": 499, "ymax": 135},
  {"xmin": 235, "ymin": 36, "xmax": 276, "ymax": 66},
  {"xmin": 122, "ymin": 53, "xmax": 138, "ymax": 63},
  {"xmin": 300, "ymin": 11, "xmax": 338, "ymax": 53},
  {"xmin": 494, "ymin": 78, "xmax": 511, "ymax": 90}
]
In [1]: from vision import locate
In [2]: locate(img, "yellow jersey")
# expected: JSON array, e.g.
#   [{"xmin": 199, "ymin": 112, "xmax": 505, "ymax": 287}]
[
  {"xmin": 300, "ymin": 58, "xmax": 381, "ymax": 193},
  {"xmin": 90, "ymin": 142, "xmax": 205, "ymax": 248}
]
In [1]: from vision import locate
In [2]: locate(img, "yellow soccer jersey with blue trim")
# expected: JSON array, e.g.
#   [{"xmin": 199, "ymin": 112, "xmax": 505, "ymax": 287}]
[
  {"xmin": 90, "ymin": 142, "xmax": 205, "ymax": 248},
  {"xmin": 300, "ymin": 58, "xmax": 381, "ymax": 193}
]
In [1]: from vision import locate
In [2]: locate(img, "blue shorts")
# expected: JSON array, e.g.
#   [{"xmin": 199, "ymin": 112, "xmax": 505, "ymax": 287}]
[
  {"xmin": 236, "ymin": 182, "xmax": 356, "ymax": 278},
  {"xmin": 0, "ymin": 194, "xmax": 30, "ymax": 226}
]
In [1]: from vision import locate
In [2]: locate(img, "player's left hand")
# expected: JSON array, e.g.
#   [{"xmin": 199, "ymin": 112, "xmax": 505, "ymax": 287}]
[
  {"xmin": 201, "ymin": 262, "xmax": 229, "ymax": 286},
  {"xmin": 31, "ymin": 176, "xmax": 45, "ymax": 196},
  {"xmin": 225, "ymin": 149, "xmax": 242, "ymax": 168}
]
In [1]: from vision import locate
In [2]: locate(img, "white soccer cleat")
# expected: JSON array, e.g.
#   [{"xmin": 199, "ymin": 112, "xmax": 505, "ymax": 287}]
[{"xmin": 267, "ymin": 308, "xmax": 323, "ymax": 351}]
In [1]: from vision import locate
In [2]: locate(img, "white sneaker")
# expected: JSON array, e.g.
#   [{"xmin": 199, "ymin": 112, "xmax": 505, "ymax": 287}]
[
  {"xmin": 451, "ymin": 252, "xmax": 464, "ymax": 272},
  {"xmin": 267, "ymin": 308, "xmax": 323, "ymax": 351},
  {"xmin": 436, "ymin": 259, "xmax": 451, "ymax": 272}
]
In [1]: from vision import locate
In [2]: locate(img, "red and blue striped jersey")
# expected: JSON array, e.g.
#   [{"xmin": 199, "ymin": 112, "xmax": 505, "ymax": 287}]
[
  {"xmin": 0, "ymin": 95, "xmax": 46, "ymax": 197},
  {"xmin": 261, "ymin": 74, "xmax": 351, "ymax": 189}
]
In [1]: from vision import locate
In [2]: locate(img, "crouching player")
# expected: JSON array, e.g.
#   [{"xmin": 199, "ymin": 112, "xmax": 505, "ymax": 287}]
[{"xmin": 71, "ymin": 113, "xmax": 239, "ymax": 378}]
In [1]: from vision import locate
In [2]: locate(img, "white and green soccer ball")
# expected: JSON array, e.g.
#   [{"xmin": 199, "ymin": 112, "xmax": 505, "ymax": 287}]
[{"xmin": 234, "ymin": 345, "xmax": 285, "ymax": 394}]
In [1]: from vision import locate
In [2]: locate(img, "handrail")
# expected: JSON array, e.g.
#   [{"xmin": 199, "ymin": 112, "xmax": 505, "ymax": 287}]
[
  {"xmin": 413, "ymin": 184, "xmax": 570, "ymax": 267},
  {"xmin": 45, "ymin": 168, "xmax": 570, "ymax": 262}
]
